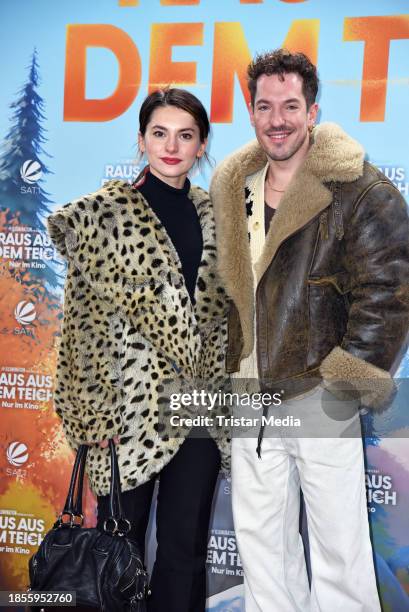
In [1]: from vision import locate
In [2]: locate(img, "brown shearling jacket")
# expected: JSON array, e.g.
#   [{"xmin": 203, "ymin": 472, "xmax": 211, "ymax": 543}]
[{"xmin": 210, "ymin": 123, "xmax": 409, "ymax": 407}]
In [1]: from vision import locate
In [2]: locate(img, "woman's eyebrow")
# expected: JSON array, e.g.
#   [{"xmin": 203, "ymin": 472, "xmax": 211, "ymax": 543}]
[{"xmin": 150, "ymin": 124, "xmax": 195, "ymax": 132}]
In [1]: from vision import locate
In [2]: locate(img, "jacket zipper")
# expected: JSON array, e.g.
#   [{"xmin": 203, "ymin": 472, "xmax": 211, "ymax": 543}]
[{"xmin": 255, "ymin": 214, "xmax": 324, "ymax": 385}]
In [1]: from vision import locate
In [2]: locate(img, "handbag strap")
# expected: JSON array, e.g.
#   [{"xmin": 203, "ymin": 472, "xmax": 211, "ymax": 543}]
[
  {"xmin": 56, "ymin": 444, "xmax": 88, "ymax": 526},
  {"xmin": 73, "ymin": 444, "xmax": 87, "ymax": 517},
  {"xmin": 56, "ymin": 441, "xmax": 131, "ymax": 535},
  {"xmin": 110, "ymin": 439, "xmax": 122, "ymax": 516},
  {"xmin": 106, "ymin": 440, "xmax": 131, "ymax": 535}
]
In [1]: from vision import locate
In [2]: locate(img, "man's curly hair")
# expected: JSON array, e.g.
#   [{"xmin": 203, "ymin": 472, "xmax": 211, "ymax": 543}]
[{"xmin": 247, "ymin": 49, "xmax": 319, "ymax": 108}]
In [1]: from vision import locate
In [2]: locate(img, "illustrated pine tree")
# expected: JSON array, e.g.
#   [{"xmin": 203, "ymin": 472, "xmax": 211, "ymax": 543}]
[{"xmin": 0, "ymin": 49, "xmax": 62, "ymax": 291}]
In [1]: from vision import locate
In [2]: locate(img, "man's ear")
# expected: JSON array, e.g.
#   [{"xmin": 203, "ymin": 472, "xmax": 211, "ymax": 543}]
[{"xmin": 308, "ymin": 103, "xmax": 319, "ymax": 130}]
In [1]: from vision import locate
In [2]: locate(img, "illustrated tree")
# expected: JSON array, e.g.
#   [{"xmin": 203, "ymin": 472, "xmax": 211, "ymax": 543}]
[{"xmin": 0, "ymin": 49, "xmax": 62, "ymax": 290}]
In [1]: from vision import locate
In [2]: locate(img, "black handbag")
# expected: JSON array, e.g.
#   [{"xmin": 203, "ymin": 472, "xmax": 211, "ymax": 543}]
[{"xmin": 29, "ymin": 440, "xmax": 150, "ymax": 611}]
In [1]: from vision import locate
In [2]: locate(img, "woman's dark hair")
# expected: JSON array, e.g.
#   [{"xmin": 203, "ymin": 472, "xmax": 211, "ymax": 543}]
[
  {"xmin": 139, "ymin": 88, "xmax": 210, "ymax": 142},
  {"xmin": 247, "ymin": 49, "xmax": 319, "ymax": 109}
]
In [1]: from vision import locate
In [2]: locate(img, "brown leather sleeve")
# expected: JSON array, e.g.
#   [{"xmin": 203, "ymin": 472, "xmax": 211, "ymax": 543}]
[
  {"xmin": 320, "ymin": 180, "xmax": 409, "ymax": 409},
  {"xmin": 340, "ymin": 180, "xmax": 409, "ymax": 372}
]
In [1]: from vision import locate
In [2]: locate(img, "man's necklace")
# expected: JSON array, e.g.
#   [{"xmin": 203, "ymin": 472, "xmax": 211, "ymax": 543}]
[{"xmin": 266, "ymin": 176, "xmax": 286, "ymax": 193}]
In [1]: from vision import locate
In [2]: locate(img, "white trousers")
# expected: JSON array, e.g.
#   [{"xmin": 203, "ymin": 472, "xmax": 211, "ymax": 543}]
[{"xmin": 231, "ymin": 386, "xmax": 381, "ymax": 612}]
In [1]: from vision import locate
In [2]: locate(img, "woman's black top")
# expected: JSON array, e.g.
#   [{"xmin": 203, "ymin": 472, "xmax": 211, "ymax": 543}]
[{"xmin": 138, "ymin": 170, "xmax": 203, "ymax": 302}]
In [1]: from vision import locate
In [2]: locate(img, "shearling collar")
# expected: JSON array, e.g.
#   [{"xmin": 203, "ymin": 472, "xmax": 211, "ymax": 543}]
[{"xmin": 210, "ymin": 122, "xmax": 365, "ymax": 358}]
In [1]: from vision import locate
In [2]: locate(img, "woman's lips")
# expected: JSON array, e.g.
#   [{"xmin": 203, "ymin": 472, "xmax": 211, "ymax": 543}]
[{"xmin": 161, "ymin": 157, "xmax": 182, "ymax": 165}]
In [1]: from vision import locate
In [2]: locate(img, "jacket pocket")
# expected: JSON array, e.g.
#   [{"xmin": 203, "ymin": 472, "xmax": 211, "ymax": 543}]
[{"xmin": 307, "ymin": 276, "xmax": 349, "ymax": 367}]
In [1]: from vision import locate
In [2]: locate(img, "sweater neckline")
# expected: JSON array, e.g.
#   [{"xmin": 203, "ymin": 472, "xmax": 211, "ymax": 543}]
[{"xmin": 145, "ymin": 169, "xmax": 191, "ymax": 196}]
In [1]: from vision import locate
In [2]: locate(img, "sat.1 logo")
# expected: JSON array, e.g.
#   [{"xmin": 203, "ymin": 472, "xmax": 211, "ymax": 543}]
[
  {"xmin": 14, "ymin": 301, "xmax": 36, "ymax": 326},
  {"xmin": 14, "ymin": 301, "xmax": 36, "ymax": 338},
  {"xmin": 7, "ymin": 441, "xmax": 29, "ymax": 466},
  {"xmin": 20, "ymin": 159, "xmax": 42, "ymax": 194},
  {"xmin": 6, "ymin": 441, "xmax": 29, "ymax": 479}
]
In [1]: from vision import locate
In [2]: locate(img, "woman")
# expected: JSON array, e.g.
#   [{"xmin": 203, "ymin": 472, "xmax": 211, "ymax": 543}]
[{"xmin": 48, "ymin": 88, "xmax": 230, "ymax": 612}]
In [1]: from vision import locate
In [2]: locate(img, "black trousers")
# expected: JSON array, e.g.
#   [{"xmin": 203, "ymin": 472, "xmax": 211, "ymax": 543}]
[{"xmin": 97, "ymin": 434, "xmax": 221, "ymax": 612}]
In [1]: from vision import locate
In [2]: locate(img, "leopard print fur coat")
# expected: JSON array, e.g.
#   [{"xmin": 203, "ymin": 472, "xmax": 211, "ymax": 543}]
[{"xmin": 48, "ymin": 179, "xmax": 230, "ymax": 496}]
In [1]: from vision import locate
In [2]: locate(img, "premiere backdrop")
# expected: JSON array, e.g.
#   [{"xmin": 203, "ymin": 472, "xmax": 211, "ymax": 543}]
[{"xmin": 0, "ymin": 1, "xmax": 409, "ymax": 610}]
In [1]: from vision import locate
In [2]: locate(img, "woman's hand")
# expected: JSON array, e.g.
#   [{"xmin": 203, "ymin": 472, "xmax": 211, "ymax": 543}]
[{"xmin": 97, "ymin": 435, "xmax": 120, "ymax": 449}]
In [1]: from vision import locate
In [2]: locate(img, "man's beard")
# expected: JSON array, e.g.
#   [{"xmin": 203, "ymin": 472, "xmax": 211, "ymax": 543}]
[{"xmin": 263, "ymin": 126, "xmax": 309, "ymax": 162}]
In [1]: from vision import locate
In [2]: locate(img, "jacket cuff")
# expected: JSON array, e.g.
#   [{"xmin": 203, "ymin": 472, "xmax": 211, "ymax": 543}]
[{"xmin": 319, "ymin": 346, "xmax": 395, "ymax": 411}]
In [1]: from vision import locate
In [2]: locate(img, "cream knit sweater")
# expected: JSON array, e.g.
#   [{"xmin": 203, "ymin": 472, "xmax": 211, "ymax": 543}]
[{"xmin": 232, "ymin": 162, "xmax": 269, "ymax": 386}]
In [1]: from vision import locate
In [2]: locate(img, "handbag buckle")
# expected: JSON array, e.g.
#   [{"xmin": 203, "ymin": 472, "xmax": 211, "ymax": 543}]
[
  {"xmin": 73, "ymin": 513, "xmax": 84, "ymax": 526},
  {"xmin": 55, "ymin": 511, "xmax": 84, "ymax": 528},
  {"xmin": 103, "ymin": 517, "xmax": 131, "ymax": 536},
  {"xmin": 103, "ymin": 517, "xmax": 119, "ymax": 534},
  {"xmin": 117, "ymin": 517, "xmax": 131, "ymax": 536}
]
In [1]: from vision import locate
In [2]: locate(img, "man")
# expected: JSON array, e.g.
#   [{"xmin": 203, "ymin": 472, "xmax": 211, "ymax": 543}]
[{"xmin": 210, "ymin": 49, "xmax": 409, "ymax": 611}]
